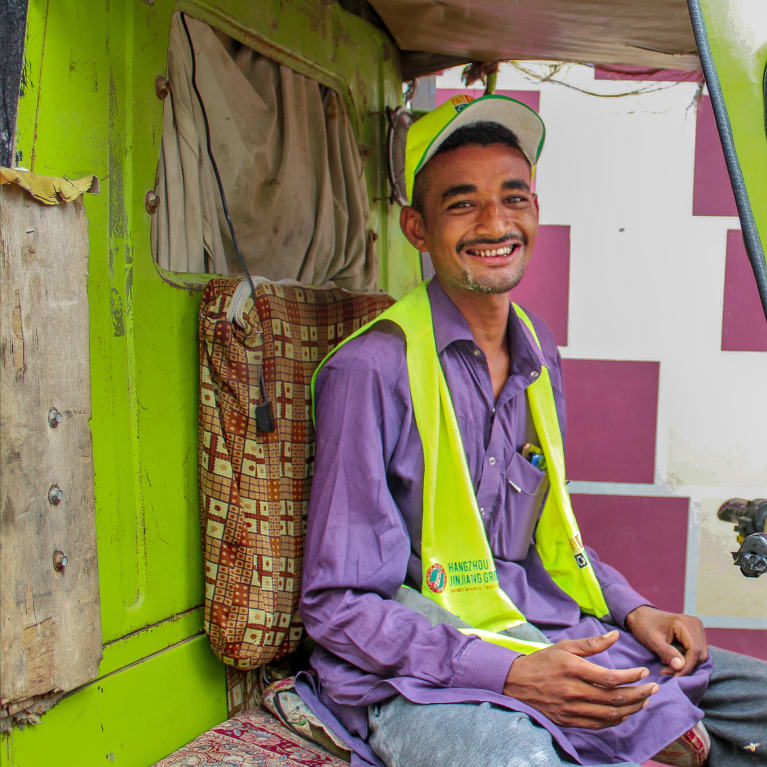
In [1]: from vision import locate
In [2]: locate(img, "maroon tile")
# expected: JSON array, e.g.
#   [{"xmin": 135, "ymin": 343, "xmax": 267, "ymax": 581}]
[
  {"xmin": 693, "ymin": 96, "xmax": 738, "ymax": 217},
  {"xmin": 705, "ymin": 628, "xmax": 767, "ymax": 662},
  {"xmin": 562, "ymin": 360, "xmax": 659, "ymax": 483},
  {"xmin": 435, "ymin": 88, "xmax": 540, "ymax": 112},
  {"xmin": 721, "ymin": 229, "xmax": 767, "ymax": 351},
  {"xmin": 594, "ymin": 65, "xmax": 703, "ymax": 82},
  {"xmin": 572, "ymin": 494, "xmax": 689, "ymax": 614},
  {"xmin": 511, "ymin": 224, "xmax": 570, "ymax": 346}
]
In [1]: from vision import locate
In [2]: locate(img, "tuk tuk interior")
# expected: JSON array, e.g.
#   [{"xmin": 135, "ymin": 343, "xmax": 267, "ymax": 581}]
[{"xmin": 0, "ymin": 1, "xmax": 765, "ymax": 765}]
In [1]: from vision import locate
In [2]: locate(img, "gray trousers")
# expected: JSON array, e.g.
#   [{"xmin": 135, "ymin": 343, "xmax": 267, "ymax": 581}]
[
  {"xmin": 368, "ymin": 647, "xmax": 767, "ymax": 767},
  {"xmin": 369, "ymin": 593, "xmax": 767, "ymax": 766}
]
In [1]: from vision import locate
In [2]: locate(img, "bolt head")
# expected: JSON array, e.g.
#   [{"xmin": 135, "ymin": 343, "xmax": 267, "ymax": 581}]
[
  {"xmin": 145, "ymin": 190, "xmax": 160, "ymax": 215},
  {"xmin": 155, "ymin": 75, "xmax": 170, "ymax": 100},
  {"xmin": 53, "ymin": 550, "xmax": 68, "ymax": 571},
  {"xmin": 48, "ymin": 408, "xmax": 62, "ymax": 428},
  {"xmin": 48, "ymin": 485, "xmax": 63, "ymax": 504}
]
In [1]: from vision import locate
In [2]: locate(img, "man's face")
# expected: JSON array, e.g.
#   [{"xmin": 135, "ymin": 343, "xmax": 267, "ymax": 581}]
[{"xmin": 402, "ymin": 143, "xmax": 539, "ymax": 296}]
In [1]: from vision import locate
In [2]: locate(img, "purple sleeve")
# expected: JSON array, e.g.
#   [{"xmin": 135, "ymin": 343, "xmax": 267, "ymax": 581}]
[{"xmin": 300, "ymin": 333, "xmax": 518, "ymax": 694}]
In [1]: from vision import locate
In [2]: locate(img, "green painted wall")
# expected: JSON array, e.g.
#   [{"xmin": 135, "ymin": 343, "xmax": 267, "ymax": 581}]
[
  {"xmin": 701, "ymin": 0, "xmax": 767, "ymax": 271},
  {"xmin": 2, "ymin": 1, "xmax": 416, "ymax": 764}
]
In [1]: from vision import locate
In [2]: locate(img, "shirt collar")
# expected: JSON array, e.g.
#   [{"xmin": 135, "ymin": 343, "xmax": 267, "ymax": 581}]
[
  {"xmin": 426, "ymin": 278, "xmax": 544, "ymax": 375},
  {"xmin": 427, "ymin": 278, "xmax": 475, "ymax": 353}
]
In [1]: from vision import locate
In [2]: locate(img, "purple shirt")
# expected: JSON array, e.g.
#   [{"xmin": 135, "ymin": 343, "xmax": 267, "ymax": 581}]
[{"xmin": 298, "ymin": 279, "xmax": 712, "ymax": 766}]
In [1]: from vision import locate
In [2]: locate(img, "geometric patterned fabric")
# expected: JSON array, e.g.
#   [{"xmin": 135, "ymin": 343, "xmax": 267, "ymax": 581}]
[
  {"xmin": 261, "ymin": 676, "xmax": 351, "ymax": 760},
  {"xmin": 199, "ymin": 279, "xmax": 393, "ymax": 668}
]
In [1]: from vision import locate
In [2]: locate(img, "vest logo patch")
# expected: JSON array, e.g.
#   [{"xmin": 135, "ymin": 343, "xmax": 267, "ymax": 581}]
[
  {"xmin": 426, "ymin": 563, "xmax": 447, "ymax": 593},
  {"xmin": 575, "ymin": 552, "xmax": 588, "ymax": 568}
]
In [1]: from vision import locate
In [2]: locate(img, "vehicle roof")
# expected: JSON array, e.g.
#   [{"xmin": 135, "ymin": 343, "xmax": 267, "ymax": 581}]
[{"xmin": 367, "ymin": 0, "xmax": 699, "ymax": 77}]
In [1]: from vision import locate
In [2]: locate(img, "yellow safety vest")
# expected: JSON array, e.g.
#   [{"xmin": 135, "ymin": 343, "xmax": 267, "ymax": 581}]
[{"xmin": 312, "ymin": 281, "xmax": 609, "ymax": 655}]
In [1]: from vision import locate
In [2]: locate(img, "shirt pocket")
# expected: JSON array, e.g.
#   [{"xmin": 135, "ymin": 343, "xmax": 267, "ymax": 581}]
[{"xmin": 503, "ymin": 450, "xmax": 548, "ymax": 561}]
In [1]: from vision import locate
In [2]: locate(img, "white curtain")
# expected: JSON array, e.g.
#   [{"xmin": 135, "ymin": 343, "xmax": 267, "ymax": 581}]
[{"xmin": 152, "ymin": 14, "xmax": 377, "ymax": 290}]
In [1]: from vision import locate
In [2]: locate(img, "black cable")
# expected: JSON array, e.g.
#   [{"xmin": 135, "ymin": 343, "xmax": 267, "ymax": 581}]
[
  {"xmin": 179, "ymin": 12, "xmax": 257, "ymax": 300},
  {"xmin": 180, "ymin": 12, "xmax": 275, "ymax": 432},
  {"xmin": 687, "ymin": 0, "xmax": 767, "ymax": 323}
]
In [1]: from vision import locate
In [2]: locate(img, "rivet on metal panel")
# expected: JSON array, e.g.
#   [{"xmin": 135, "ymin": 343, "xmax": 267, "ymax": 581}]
[
  {"xmin": 145, "ymin": 190, "xmax": 160, "ymax": 215},
  {"xmin": 155, "ymin": 75, "xmax": 170, "ymax": 100},
  {"xmin": 48, "ymin": 485, "xmax": 64, "ymax": 505},
  {"xmin": 47, "ymin": 408, "xmax": 62, "ymax": 428},
  {"xmin": 53, "ymin": 550, "xmax": 68, "ymax": 571}
]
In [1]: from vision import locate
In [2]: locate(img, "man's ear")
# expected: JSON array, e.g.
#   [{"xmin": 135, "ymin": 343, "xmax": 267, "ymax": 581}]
[
  {"xmin": 532, "ymin": 192, "xmax": 540, "ymax": 217},
  {"xmin": 400, "ymin": 206, "xmax": 429, "ymax": 252}
]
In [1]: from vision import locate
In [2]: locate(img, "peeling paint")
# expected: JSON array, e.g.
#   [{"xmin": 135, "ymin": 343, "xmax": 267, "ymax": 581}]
[
  {"xmin": 125, "ymin": 262, "xmax": 133, "ymax": 296},
  {"xmin": 107, "ymin": 72, "xmax": 127, "ymax": 241},
  {"xmin": 68, "ymin": 58, "xmax": 99, "ymax": 93},
  {"xmin": 19, "ymin": 59, "xmax": 29, "ymax": 98},
  {"xmin": 291, "ymin": 0, "xmax": 332, "ymax": 35},
  {"xmin": 110, "ymin": 287, "xmax": 125, "ymax": 337},
  {"xmin": 29, "ymin": 0, "xmax": 52, "ymax": 173}
]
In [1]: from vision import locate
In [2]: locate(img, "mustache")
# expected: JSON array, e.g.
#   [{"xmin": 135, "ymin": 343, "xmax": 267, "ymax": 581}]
[{"xmin": 457, "ymin": 233, "xmax": 528, "ymax": 253}]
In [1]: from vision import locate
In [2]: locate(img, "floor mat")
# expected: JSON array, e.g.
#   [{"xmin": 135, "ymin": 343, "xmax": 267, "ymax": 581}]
[{"xmin": 155, "ymin": 707, "xmax": 348, "ymax": 767}]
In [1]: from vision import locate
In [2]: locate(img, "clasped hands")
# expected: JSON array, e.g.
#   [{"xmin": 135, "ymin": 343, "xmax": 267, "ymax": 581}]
[{"xmin": 502, "ymin": 606, "xmax": 707, "ymax": 730}]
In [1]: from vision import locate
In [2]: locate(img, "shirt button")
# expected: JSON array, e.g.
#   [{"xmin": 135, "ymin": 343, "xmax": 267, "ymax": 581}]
[
  {"xmin": 473, "ymin": 348, "xmax": 482, "ymax": 357},
  {"xmin": 530, "ymin": 370, "xmax": 539, "ymax": 379},
  {"xmin": 479, "ymin": 506, "xmax": 486, "ymax": 514},
  {"xmin": 488, "ymin": 456, "xmax": 496, "ymax": 466},
  {"xmin": 491, "ymin": 407, "xmax": 496, "ymax": 414}
]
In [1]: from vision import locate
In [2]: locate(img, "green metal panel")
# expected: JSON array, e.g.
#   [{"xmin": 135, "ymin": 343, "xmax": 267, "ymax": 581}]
[
  {"xmin": 2, "ymin": 0, "xmax": 415, "ymax": 763},
  {"xmin": 1, "ymin": 636, "xmax": 226, "ymax": 766},
  {"xmin": 697, "ymin": 0, "xmax": 767, "ymax": 302}
]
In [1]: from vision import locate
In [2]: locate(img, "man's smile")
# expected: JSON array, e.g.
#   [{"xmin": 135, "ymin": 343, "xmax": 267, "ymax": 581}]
[
  {"xmin": 464, "ymin": 242, "xmax": 521, "ymax": 258},
  {"xmin": 460, "ymin": 235, "xmax": 527, "ymax": 260}
]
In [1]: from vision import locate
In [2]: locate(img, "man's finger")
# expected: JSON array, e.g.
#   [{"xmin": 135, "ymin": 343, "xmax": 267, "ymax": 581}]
[
  {"xmin": 673, "ymin": 622, "xmax": 706, "ymax": 677},
  {"xmin": 572, "ymin": 655, "xmax": 650, "ymax": 688},
  {"xmin": 647, "ymin": 629, "xmax": 685, "ymax": 672},
  {"xmin": 560, "ymin": 695, "xmax": 654, "ymax": 730},
  {"xmin": 556, "ymin": 630, "xmax": 620, "ymax": 659},
  {"xmin": 576, "ymin": 680, "xmax": 659, "ymax": 708}
]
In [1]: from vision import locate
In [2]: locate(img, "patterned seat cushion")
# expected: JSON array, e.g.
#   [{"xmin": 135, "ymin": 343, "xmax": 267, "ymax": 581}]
[
  {"xmin": 199, "ymin": 279, "xmax": 393, "ymax": 669},
  {"xmin": 154, "ymin": 707, "xmax": 348, "ymax": 767}
]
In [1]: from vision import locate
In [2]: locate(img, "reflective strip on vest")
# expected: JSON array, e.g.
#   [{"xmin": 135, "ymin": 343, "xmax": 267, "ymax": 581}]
[{"xmin": 311, "ymin": 281, "xmax": 609, "ymax": 655}]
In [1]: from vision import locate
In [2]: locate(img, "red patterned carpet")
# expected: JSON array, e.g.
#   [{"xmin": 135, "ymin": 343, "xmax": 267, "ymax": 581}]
[{"xmin": 155, "ymin": 707, "xmax": 348, "ymax": 767}]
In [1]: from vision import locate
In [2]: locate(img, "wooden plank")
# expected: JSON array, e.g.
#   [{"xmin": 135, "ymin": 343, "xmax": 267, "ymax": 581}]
[{"xmin": 0, "ymin": 184, "xmax": 101, "ymax": 731}]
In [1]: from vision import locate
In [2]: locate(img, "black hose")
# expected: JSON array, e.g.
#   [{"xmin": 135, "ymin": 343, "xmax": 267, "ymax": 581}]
[
  {"xmin": 687, "ymin": 0, "xmax": 767, "ymax": 324},
  {"xmin": 179, "ymin": 11, "xmax": 259, "ymax": 306}
]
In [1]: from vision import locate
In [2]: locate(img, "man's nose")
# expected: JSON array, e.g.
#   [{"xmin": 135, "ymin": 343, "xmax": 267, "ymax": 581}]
[{"xmin": 476, "ymin": 201, "xmax": 510, "ymax": 238}]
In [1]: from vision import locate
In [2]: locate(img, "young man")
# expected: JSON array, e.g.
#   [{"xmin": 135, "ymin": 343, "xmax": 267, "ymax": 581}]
[{"xmin": 297, "ymin": 95, "xmax": 767, "ymax": 767}]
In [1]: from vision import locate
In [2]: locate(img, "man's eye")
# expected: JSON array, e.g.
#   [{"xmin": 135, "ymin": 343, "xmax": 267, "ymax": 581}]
[
  {"xmin": 446, "ymin": 200, "xmax": 473, "ymax": 210},
  {"xmin": 505, "ymin": 195, "xmax": 529, "ymax": 205}
]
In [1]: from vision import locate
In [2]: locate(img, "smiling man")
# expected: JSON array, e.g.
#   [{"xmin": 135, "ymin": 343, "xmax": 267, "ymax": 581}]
[{"xmin": 298, "ymin": 95, "xmax": 767, "ymax": 767}]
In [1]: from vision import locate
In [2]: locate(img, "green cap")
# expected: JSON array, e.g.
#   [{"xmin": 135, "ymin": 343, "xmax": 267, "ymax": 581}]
[{"xmin": 405, "ymin": 93, "xmax": 546, "ymax": 203}]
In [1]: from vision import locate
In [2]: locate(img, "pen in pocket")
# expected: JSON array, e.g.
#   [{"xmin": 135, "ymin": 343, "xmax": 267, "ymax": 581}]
[{"xmin": 521, "ymin": 442, "xmax": 546, "ymax": 471}]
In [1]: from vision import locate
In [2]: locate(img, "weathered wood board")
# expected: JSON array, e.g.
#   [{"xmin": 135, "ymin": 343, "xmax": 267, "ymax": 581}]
[{"xmin": 0, "ymin": 184, "xmax": 101, "ymax": 731}]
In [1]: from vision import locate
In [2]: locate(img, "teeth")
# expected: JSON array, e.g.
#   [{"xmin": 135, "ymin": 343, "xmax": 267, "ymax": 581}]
[{"xmin": 472, "ymin": 246, "xmax": 514, "ymax": 258}]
